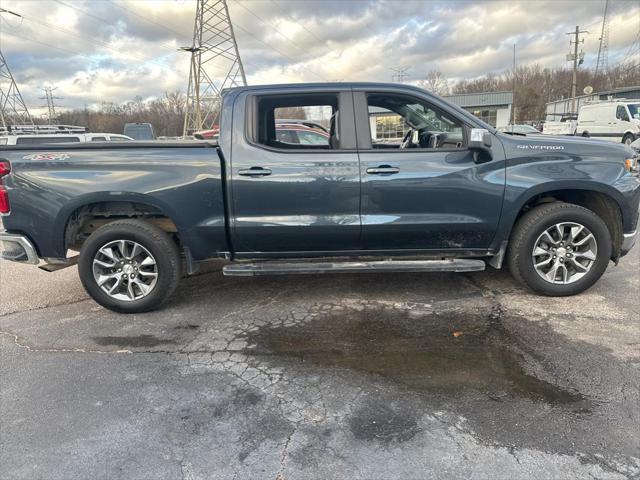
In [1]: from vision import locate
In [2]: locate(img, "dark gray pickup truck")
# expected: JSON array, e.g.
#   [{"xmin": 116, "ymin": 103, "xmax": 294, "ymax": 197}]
[{"xmin": 1, "ymin": 83, "xmax": 639, "ymax": 313}]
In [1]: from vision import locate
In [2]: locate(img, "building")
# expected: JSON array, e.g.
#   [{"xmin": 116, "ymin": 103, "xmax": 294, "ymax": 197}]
[
  {"xmin": 545, "ymin": 86, "xmax": 640, "ymax": 121},
  {"xmin": 368, "ymin": 91, "xmax": 514, "ymax": 141},
  {"xmin": 444, "ymin": 91, "xmax": 513, "ymax": 128}
]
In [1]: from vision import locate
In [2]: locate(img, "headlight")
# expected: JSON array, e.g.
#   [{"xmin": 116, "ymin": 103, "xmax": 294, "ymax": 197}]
[{"xmin": 625, "ymin": 157, "xmax": 639, "ymax": 174}]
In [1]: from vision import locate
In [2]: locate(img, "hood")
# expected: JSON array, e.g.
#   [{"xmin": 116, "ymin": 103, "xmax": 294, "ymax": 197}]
[{"xmin": 497, "ymin": 131, "xmax": 635, "ymax": 158}]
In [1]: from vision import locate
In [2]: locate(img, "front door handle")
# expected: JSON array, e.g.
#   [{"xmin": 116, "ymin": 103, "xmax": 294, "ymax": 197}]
[
  {"xmin": 238, "ymin": 167, "xmax": 272, "ymax": 177},
  {"xmin": 366, "ymin": 165, "xmax": 400, "ymax": 175}
]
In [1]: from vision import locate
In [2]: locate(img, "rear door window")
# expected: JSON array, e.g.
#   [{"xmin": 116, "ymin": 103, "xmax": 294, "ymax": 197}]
[{"xmin": 254, "ymin": 94, "xmax": 339, "ymax": 150}]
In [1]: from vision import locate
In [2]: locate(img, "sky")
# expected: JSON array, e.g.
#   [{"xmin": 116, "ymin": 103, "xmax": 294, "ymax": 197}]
[{"xmin": 1, "ymin": 0, "xmax": 639, "ymax": 117}]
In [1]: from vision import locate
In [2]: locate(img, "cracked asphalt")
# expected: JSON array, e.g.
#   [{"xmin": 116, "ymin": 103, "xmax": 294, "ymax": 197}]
[{"xmin": 1, "ymin": 248, "xmax": 639, "ymax": 480}]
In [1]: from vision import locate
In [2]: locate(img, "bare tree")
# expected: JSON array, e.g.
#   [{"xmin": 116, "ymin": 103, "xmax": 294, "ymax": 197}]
[{"xmin": 418, "ymin": 70, "xmax": 450, "ymax": 96}]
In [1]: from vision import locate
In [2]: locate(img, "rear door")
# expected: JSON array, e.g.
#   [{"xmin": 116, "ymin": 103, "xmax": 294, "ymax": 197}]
[
  {"xmin": 229, "ymin": 88, "xmax": 361, "ymax": 255},
  {"xmin": 353, "ymin": 88, "xmax": 505, "ymax": 252}
]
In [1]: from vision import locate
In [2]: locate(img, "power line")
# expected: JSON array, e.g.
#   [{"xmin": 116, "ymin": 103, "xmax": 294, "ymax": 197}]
[
  {"xmin": 48, "ymin": 0, "xmax": 183, "ymax": 66},
  {"xmin": 269, "ymin": 0, "xmax": 325, "ymax": 44},
  {"xmin": 1, "ymin": 27, "xmax": 97, "ymax": 62},
  {"xmin": 227, "ymin": 2, "xmax": 328, "ymax": 81},
  {"xmin": 234, "ymin": 0, "xmax": 313, "ymax": 57},
  {"xmin": 236, "ymin": 0, "xmax": 335, "ymax": 79},
  {"xmin": 618, "ymin": 31, "xmax": 640, "ymax": 65},
  {"xmin": 106, "ymin": 0, "xmax": 193, "ymax": 43},
  {"xmin": 3, "ymin": 8, "xmax": 155, "ymax": 65}
]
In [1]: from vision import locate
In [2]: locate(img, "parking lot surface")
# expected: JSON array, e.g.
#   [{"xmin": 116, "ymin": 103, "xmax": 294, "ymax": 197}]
[{"xmin": 1, "ymin": 250, "xmax": 639, "ymax": 479}]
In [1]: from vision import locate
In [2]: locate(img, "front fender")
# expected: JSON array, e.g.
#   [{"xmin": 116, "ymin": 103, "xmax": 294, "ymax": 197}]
[{"xmin": 491, "ymin": 148, "xmax": 640, "ymax": 249}]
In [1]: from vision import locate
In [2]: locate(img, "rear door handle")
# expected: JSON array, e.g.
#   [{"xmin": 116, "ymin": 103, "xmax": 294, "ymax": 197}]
[
  {"xmin": 238, "ymin": 167, "xmax": 272, "ymax": 177},
  {"xmin": 366, "ymin": 165, "xmax": 400, "ymax": 175}
]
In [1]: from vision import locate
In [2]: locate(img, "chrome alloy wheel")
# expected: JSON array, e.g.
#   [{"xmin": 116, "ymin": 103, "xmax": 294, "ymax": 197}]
[
  {"xmin": 532, "ymin": 222, "xmax": 598, "ymax": 285},
  {"xmin": 92, "ymin": 240, "xmax": 158, "ymax": 301}
]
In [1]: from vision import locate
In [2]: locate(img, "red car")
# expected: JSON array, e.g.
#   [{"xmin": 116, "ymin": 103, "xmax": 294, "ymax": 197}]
[{"xmin": 194, "ymin": 121, "xmax": 329, "ymax": 146}]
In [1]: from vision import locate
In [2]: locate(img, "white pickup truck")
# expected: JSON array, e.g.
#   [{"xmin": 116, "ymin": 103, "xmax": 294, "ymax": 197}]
[
  {"xmin": 542, "ymin": 120, "xmax": 577, "ymax": 136},
  {"xmin": 0, "ymin": 132, "xmax": 133, "ymax": 145}
]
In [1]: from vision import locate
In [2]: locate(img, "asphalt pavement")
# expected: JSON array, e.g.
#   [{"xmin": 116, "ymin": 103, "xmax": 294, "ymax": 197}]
[{"xmin": 1, "ymin": 249, "xmax": 639, "ymax": 479}]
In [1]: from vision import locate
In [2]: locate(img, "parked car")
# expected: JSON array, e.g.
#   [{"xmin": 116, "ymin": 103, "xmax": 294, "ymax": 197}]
[
  {"xmin": 498, "ymin": 124, "xmax": 541, "ymax": 135},
  {"xmin": 577, "ymin": 100, "xmax": 640, "ymax": 145},
  {"xmin": 0, "ymin": 133, "xmax": 133, "ymax": 145},
  {"xmin": 1, "ymin": 82, "xmax": 639, "ymax": 313},
  {"xmin": 194, "ymin": 121, "xmax": 329, "ymax": 145},
  {"xmin": 123, "ymin": 123, "xmax": 155, "ymax": 140}
]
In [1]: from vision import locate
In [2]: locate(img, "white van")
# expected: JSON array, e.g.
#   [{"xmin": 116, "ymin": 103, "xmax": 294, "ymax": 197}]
[
  {"xmin": 576, "ymin": 101, "xmax": 640, "ymax": 145},
  {"xmin": 0, "ymin": 133, "xmax": 133, "ymax": 146}
]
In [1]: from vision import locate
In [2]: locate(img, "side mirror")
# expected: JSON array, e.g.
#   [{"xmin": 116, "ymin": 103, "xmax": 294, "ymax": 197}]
[{"xmin": 469, "ymin": 128, "xmax": 493, "ymax": 163}]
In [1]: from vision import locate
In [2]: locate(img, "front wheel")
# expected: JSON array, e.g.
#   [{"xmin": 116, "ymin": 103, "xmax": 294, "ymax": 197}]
[
  {"xmin": 507, "ymin": 203, "xmax": 612, "ymax": 296},
  {"xmin": 78, "ymin": 219, "xmax": 181, "ymax": 313},
  {"xmin": 622, "ymin": 133, "xmax": 635, "ymax": 146}
]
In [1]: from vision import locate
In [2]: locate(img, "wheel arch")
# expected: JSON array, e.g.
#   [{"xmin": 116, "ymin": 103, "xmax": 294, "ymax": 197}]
[
  {"xmin": 57, "ymin": 193, "xmax": 183, "ymax": 255},
  {"xmin": 505, "ymin": 186, "xmax": 624, "ymax": 261}
]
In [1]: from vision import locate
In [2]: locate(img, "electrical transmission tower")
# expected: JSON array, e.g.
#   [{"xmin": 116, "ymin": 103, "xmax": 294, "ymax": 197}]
[
  {"xmin": 595, "ymin": 0, "xmax": 610, "ymax": 77},
  {"xmin": 182, "ymin": 0, "xmax": 247, "ymax": 136},
  {"xmin": 40, "ymin": 86, "xmax": 62, "ymax": 124},
  {"xmin": 391, "ymin": 66, "xmax": 410, "ymax": 83},
  {"xmin": 0, "ymin": 51, "xmax": 33, "ymax": 128}
]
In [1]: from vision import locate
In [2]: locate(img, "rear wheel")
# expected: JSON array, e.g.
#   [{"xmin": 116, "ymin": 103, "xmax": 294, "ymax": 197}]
[
  {"xmin": 78, "ymin": 219, "xmax": 180, "ymax": 313},
  {"xmin": 507, "ymin": 203, "xmax": 611, "ymax": 296}
]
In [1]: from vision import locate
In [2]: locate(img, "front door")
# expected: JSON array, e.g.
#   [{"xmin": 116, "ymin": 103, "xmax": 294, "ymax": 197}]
[
  {"xmin": 229, "ymin": 90, "xmax": 361, "ymax": 255},
  {"xmin": 354, "ymin": 89, "xmax": 505, "ymax": 252}
]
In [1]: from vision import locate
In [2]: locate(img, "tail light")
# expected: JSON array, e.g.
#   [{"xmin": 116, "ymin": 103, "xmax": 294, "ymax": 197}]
[
  {"xmin": 0, "ymin": 161, "xmax": 10, "ymax": 214},
  {"xmin": 0, "ymin": 161, "xmax": 9, "ymax": 177}
]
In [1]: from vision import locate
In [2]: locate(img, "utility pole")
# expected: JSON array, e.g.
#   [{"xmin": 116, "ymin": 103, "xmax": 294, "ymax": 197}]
[
  {"xmin": 511, "ymin": 44, "xmax": 516, "ymax": 126},
  {"xmin": 566, "ymin": 26, "xmax": 588, "ymax": 115},
  {"xmin": 595, "ymin": 0, "xmax": 610, "ymax": 78},
  {"xmin": 0, "ymin": 8, "xmax": 33, "ymax": 128},
  {"xmin": 40, "ymin": 86, "xmax": 62, "ymax": 124},
  {"xmin": 391, "ymin": 67, "xmax": 409, "ymax": 83},
  {"xmin": 182, "ymin": 0, "xmax": 247, "ymax": 137}
]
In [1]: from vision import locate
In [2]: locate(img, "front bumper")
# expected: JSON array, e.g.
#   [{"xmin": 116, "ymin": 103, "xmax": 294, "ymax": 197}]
[
  {"xmin": 621, "ymin": 229, "xmax": 638, "ymax": 256},
  {"xmin": 0, "ymin": 232, "xmax": 39, "ymax": 264}
]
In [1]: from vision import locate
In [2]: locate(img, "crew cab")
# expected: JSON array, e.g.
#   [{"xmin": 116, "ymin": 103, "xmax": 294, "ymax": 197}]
[{"xmin": 1, "ymin": 83, "xmax": 639, "ymax": 313}]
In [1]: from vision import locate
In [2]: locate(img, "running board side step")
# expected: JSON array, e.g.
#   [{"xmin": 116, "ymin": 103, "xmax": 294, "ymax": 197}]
[{"xmin": 223, "ymin": 259, "xmax": 486, "ymax": 276}]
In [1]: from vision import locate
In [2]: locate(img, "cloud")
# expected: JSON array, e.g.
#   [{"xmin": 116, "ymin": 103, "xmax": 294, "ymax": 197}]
[{"xmin": 0, "ymin": 0, "xmax": 638, "ymax": 116}]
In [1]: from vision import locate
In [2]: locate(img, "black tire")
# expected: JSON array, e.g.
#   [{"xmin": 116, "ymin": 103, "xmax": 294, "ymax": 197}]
[
  {"xmin": 622, "ymin": 133, "xmax": 634, "ymax": 146},
  {"xmin": 78, "ymin": 219, "xmax": 180, "ymax": 313},
  {"xmin": 581, "ymin": 131, "xmax": 590, "ymax": 138},
  {"xmin": 507, "ymin": 202, "xmax": 612, "ymax": 296}
]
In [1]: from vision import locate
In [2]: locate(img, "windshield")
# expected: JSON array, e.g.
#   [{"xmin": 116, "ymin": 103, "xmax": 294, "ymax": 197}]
[{"xmin": 628, "ymin": 104, "xmax": 640, "ymax": 120}]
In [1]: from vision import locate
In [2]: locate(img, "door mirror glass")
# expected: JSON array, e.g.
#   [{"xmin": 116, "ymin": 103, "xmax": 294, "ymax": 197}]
[{"xmin": 469, "ymin": 128, "xmax": 493, "ymax": 162}]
